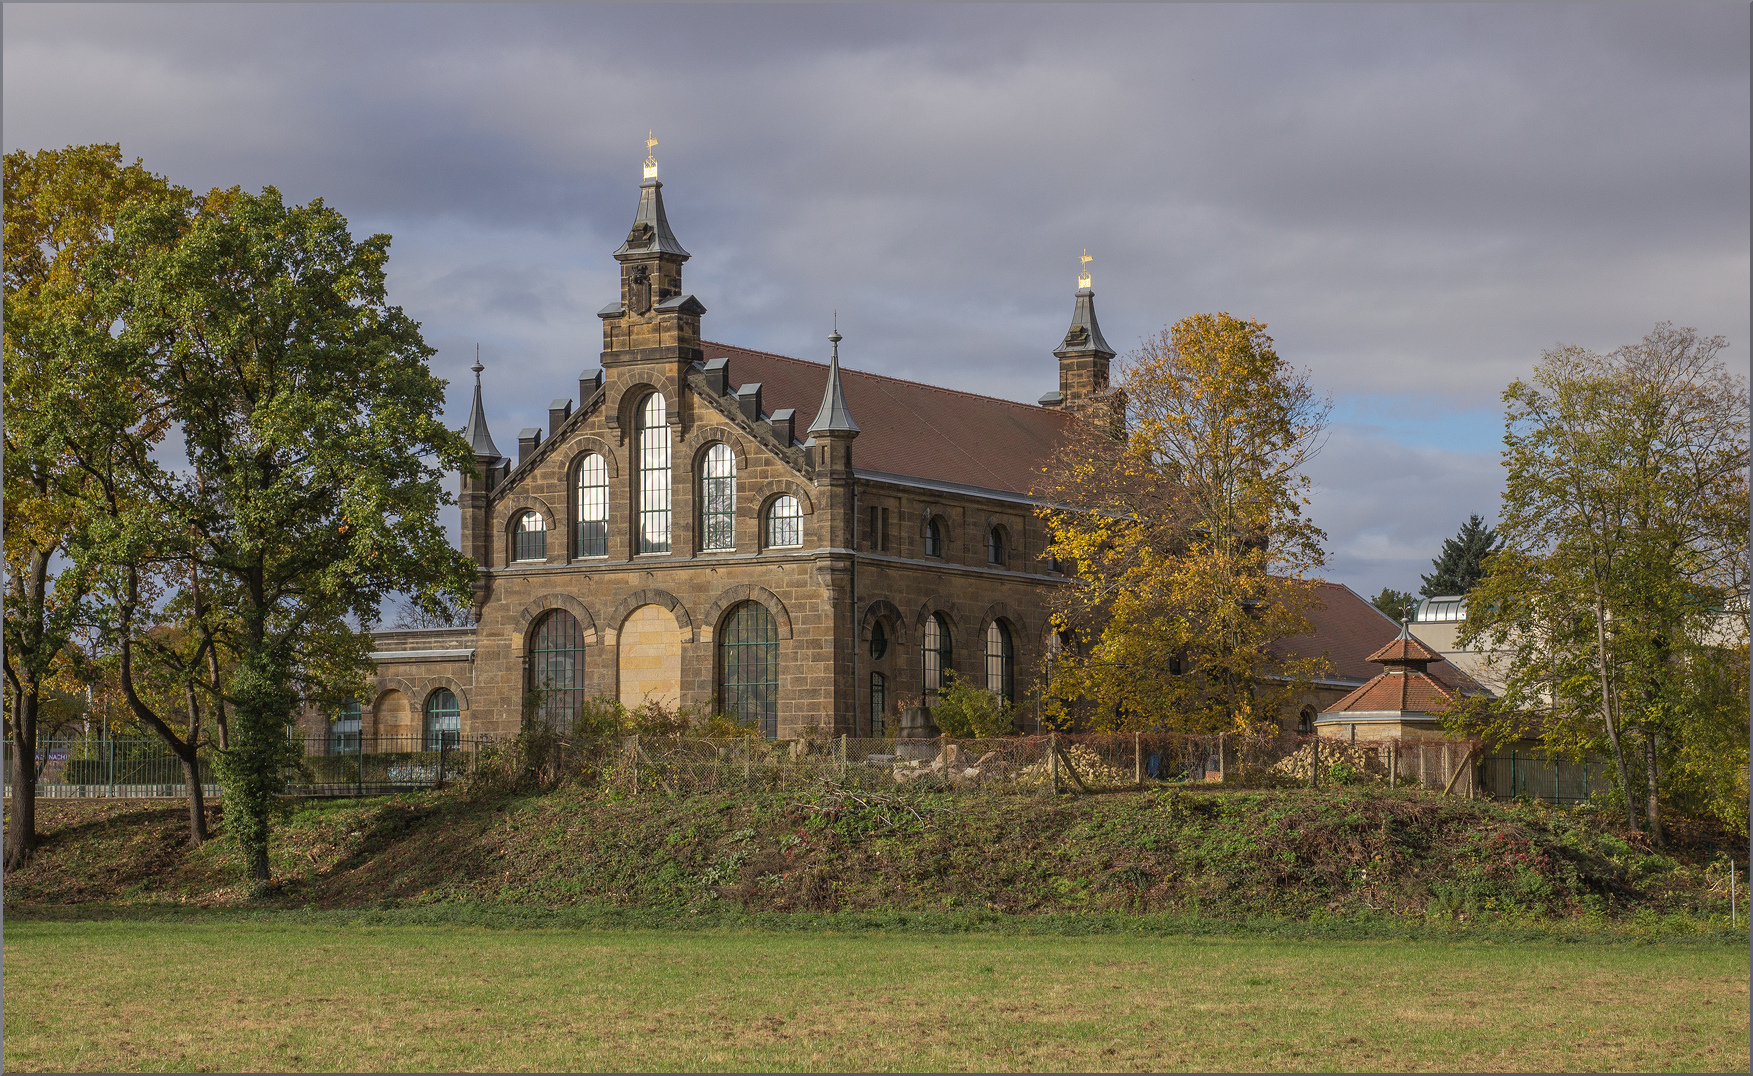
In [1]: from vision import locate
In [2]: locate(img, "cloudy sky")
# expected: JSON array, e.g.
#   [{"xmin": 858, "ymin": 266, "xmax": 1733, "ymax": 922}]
[{"xmin": 7, "ymin": 4, "xmax": 1747, "ymax": 597}]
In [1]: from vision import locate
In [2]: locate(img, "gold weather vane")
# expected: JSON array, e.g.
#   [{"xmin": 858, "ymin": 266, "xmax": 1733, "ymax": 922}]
[
  {"xmin": 643, "ymin": 131, "xmax": 660, "ymax": 180},
  {"xmin": 1078, "ymin": 249, "xmax": 1093, "ymax": 290}
]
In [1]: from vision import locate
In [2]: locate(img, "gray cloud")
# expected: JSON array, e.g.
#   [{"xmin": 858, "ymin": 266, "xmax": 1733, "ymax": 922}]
[{"xmin": 6, "ymin": 2, "xmax": 1745, "ymax": 593}]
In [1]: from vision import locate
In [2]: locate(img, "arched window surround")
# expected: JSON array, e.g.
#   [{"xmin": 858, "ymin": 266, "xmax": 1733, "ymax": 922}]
[
  {"xmin": 765, "ymin": 494, "xmax": 803, "ymax": 549},
  {"xmin": 423, "ymin": 689, "xmax": 460, "ymax": 750},
  {"xmin": 699, "ymin": 442, "xmax": 737, "ymax": 552},
  {"xmin": 573, "ymin": 453, "xmax": 610, "ymax": 559},
  {"xmin": 513, "ymin": 510, "xmax": 547, "ymax": 563},
  {"xmin": 527, "ymin": 609, "xmax": 588, "ymax": 730},
  {"xmin": 986, "ymin": 525, "xmax": 1008, "ymax": 566}
]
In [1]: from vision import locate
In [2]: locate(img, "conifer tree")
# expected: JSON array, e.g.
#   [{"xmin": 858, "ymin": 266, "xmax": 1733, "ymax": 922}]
[{"xmin": 1419, "ymin": 514, "xmax": 1500, "ymax": 597}]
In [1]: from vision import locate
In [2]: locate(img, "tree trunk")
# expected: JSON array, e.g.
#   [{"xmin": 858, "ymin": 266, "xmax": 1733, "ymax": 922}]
[
  {"xmin": 1591, "ymin": 589, "xmax": 1639, "ymax": 831},
  {"xmin": 1642, "ymin": 731, "xmax": 1664, "ymax": 849},
  {"xmin": 5, "ymin": 688, "xmax": 40, "ymax": 873},
  {"xmin": 180, "ymin": 750, "xmax": 208, "ymax": 846}
]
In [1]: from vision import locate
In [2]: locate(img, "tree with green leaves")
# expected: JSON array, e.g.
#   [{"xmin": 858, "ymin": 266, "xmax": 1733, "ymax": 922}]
[
  {"xmin": 1460, "ymin": 325, "xmax": 1748, "ymax": 844},
  {"xmin": 77, "ymin": 183, "xmax": 476, "ymax": 883},
  {"xmin": 3, "ymin": 144, "xmax": 187, "ymax": 870},
  {"xmin": 1420, "ymin": 514, "xmax": 1501, "ymax": 597},
  {"xmin": 1039, "ymin": 313, "xmax": 1330, "ymax": 734},
  {"xmin": 1370, "ymin": 587, "xmax": 1416, "ymax": 623}
]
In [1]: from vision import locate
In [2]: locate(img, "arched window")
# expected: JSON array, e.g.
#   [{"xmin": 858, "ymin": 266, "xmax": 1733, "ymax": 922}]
[
  {"xmin": 1298, "ymin": 706, "xmax": 1317, "ymax": 736},
  {"xmin": 636, "ymin": 393, "xmax": 671, "ymax": 553},
  {"xmin": 719, "ymin": 601, "xmax": 779, "ymax": 738},
  {"xmin": 985, "ymin": 620, "xmax": 1014, "ymax": 702},
  {"xmin": 528, "ymin": 610, "xmax": 588, "ymax": 729},
  {"xmin": 870, "ymin": 672, "xmax": 887, "ymax": 738},
  {"xmin": 574, "ymin": 454, "xmax": 609, "ymax": 558},
  {"xmin": 868, "ymin": 620, "xmax": 888, "ymax": 661},
  {"xmin": 986, "ymin": 525, "xmax": 1006, "ymax": 566},
  {"xmin": 699, "ymin": 443, "xmax": 736, "ymax": 551},
  {"xmin": 923, "ymin": 613, "xmax": 952, "ymax": 702},
  {"xmin": 330, "ymin": 700, "xmax": 361, "ymax": 754},
  {"xmin": 514, "ymin": 511, "xmax": 546, "ymax": 562},
  {"xmin": 766, "ymin": 495, "xmax": 803, "ymax": 549},
  {"xmin": 924, "ymin": 517, "xmax": 944, "ymax": 558},
  {"xmin": 424, "ymin": 689, "xmax": 460, "ymax": 750}
]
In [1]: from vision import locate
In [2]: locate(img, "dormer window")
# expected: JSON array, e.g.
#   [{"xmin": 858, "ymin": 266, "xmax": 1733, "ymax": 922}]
[{"xmin": 514, "ymin": 511, "xmax": 546, "ymax": 562}]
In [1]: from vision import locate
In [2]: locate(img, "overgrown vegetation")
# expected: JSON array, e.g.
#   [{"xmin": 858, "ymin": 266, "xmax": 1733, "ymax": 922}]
[{"xmin": 5, "ymin": 786, "xmax": 1743, "ymax": 929}]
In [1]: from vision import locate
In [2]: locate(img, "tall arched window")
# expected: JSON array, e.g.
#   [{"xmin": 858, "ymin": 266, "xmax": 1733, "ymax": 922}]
[
  {"xmin": 719, "ymin": 601, "xmax": 779, "ymax": 738},
  {"xmin": 700, "ymin": 443, "xmax": 736, "ymax": 551},
  {"xmin": 924, "ymin": 517, "xmax": 944, "ymax": 558},
  {"xmin": 923, "ymin": 613, "xmax": 952, "ymax": 702},
  {"xmin": 528, "ymin": 610, "xmax": 588, "ymax": 729},
  {"xmin": 868, "ymin": 620, "xmax": 888, "ymax": 661},
  {"xmin": 515, "ymin": 511, "xmax": 546, "ymax": 562},
  {"xmin": 424, "ymin": 689, "xmax": 460, "ymax": 750},
  {"xmin": 574, "ymin": 454, "xmax": 608, "ymax": 558},
  {"xmin": 870, "ymin": 672, "xmax": 887, "ymax": 738},
  {"xmin": 987, "ymin": 526, "xmax": 1006, "ymax": 566},
  {"xmin": 1298, "ymin": 706, "xmax": 1317, "ymax": 736},
  {"xmin": 330, "ymin": 700, "xmax": 361, "ymax": 754},
  {"xmin": 636, "ymin": 393, "xmax": 671, "ymax": 553},
  {"xmin": 766, "ymin": 495, "xmax": 802, "ymax": 548},
  {"xmin": 985, "ymin": 620, "xmax": 1015, "ymax": 703}
]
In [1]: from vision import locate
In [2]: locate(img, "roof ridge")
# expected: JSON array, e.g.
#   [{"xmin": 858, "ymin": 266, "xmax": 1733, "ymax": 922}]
[{"xmin": 702, "ymin": 340, "xmax": 1075, "ymax": 418}]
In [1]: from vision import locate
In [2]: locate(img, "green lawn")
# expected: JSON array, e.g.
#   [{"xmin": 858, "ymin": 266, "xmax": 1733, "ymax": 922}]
[{"xmin": 3, "ymin": 921, "xmax": 1746, "ymax": 1072}]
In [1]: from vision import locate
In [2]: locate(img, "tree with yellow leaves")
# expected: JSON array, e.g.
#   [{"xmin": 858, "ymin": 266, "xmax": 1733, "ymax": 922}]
[{"xmin": 1038, "ymin": 313, "xmax": 1330, "ymax": 734}]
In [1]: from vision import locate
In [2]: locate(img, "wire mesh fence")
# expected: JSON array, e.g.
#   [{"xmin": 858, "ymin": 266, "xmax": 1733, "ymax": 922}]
[
  {"xmin": 3, "ymin": 729, "xmax": 1585, "ymax": 804},
  {"xmin": 3, "ymin": 735, "xmax": 496, "ymax": 799}
]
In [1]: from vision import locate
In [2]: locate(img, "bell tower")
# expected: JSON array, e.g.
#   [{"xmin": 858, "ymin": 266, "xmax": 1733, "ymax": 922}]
[
  {"xmin": 599, "ymin": 133, "xmax": 707, "ymax": 436},
  {"xmin": 1043, "ymin": 251, "xmax": 1123, "ymax": 436}
]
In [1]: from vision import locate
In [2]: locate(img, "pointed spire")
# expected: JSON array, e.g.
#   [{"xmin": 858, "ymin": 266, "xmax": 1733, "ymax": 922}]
[
  {"xmin": 613, "ymin": 132, "xmax": 690, "ymax": 259},
  {"xmin": 462, "ymin": 351, "xmax": 502, "ymax": 460},
  {"xmin": 1055, "ymin": 255, "xmax": 1114, "ymax": 359},
  {"xmin": 807, "ymin": 316, "xmax": 860, "ymax": 436}
]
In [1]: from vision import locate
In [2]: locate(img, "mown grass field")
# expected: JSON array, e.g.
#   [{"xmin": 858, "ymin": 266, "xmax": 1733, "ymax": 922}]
[{"xmin": 3, "ymin": 919, "xmax": 1746, "ymax": 1073}]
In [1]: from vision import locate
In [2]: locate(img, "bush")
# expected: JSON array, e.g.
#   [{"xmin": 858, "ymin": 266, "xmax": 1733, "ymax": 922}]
[{"xmin": 930, "ymin": 671, "xmax": 1014, "ymax": 738}]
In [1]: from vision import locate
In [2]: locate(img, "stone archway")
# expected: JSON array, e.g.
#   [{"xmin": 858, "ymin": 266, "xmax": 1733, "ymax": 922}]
[{"xmin": 618, "ymin": 604, "xmax": 682, "ymax": 710}]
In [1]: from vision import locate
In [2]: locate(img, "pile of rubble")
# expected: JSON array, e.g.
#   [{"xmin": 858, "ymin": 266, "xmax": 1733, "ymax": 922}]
[
  {"xmin": 1017, "ymin": 743, "xmax": 1134, "ymax": 789},
  {"xmin": 1271, "ymin": 740, "xmax": 1385, "ymax": 782},
  {"xmin": 889, "ymin": 744, "xmax": 1008, "ymax": 784}
]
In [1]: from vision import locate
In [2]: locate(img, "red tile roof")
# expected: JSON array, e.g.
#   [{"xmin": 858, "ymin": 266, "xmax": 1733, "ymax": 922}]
[
  {"xmin": 703, "ymin": 341, "xmax": 1078, "ymax": 497},
  {"xmin": 1367, "ymin": 632, "xmax": 1444, "ymax": 665},
  {"xmin": 1325, "ymin": 671, "xmax": 1460, "ymax": 714},
  {"xmin": 1271, "ymin": 582, "xmax": 1482, "ymax": 692}
]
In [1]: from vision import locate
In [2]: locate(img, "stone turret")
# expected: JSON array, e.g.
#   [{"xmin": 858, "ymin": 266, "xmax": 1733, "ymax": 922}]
[
  {"xmin": 599, "ymin": 135, "xmax": 707, "ymax": 441},
  {"xmin": 1041, "ymin": 253, "xmax": 1123, "ymax": 436},
  {"xmin": 458, "ymin": 359, "xmax": 503, "ymax": 616}
]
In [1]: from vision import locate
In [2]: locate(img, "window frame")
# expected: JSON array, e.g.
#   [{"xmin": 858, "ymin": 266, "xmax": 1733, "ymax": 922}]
[
  {"xmin": 986, "ymin": 525, "xmax": 1006, "ymax": 566},
  {"xmin": 699, "ymin": 442, "xmax": 737, "ymax": 552},
  {"xmin": 719, "ymin": 601, "xmax": 781, "ymax": 739},
  {"xmin": 330, "ymin": 700, "xmax": 362, "ymax": 755},
  {"xmin": 924, "ymin": 517, "xmax": 944, "ymax": 558},
  {"xmin": 513, "ymin": 510, "xmax": 547, "ymax": 563},
  {"xmin": 766, "ymin": 494, "xmax": 803, "ymax": 549},
  {"xmin": 574, "ymin": 453, "xmax": 609, "ymax": 559},
  {"xmin": 922, "ymin": 613, "xmax": 952, "ymax": 702},
  {"xmin": 636, "ymin": 393, "xmax": 672, "ymax": 554},
  {"xmin": 985, "ymin": 620, "xmax": 1015, "ymax": 703},
  {"xmin": 423, "ymin": 689, "xmax": 460, "ymax": 750},
  {"xmin": 870, "ymin": 671, "xmax": 887, "ymax": 738},
  {"xmin": 527, "ymin": 610, "xmax": 588, "ymax": 730}
]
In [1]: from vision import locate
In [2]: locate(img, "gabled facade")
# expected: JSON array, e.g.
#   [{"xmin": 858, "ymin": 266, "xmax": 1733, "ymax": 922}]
[{"xmin": 351, "ymin": 153, "xmax": 1440, "ymax": 746}]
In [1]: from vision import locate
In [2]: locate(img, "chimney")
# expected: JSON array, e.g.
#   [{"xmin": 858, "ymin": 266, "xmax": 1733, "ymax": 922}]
[
  {"xmin": 517, "ymin": 428, "xmax": 541, "ymax": 466},
  {"xmin": 768, "ymin": 407, "xmax": 796, "ymax": 446},
  {"xmin": 548, "ymin": 399, "xmax": 572, "ymax": 441},
  {"xmin": 701, "ymin": 356, "xmax": 730, "ymax": 395},
  {"xmin": 736, "ymin": 382, "xmax": 763, "ymax": 423},
  {"xmin": 578, "ymin": 368, "xmax": 603, "ymax": 403}
]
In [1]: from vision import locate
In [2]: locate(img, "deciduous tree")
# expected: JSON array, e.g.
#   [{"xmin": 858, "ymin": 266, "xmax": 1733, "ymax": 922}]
[
  {"xmin": 83, "ymin": 185, "xmax": 476, "ymax": 883},
  {"xmin": 1038, "ymin": 313, "xmax": 1330, "ymax": 733},
  {"xmin": 1461, "ymin": 325, "xmax": 1749, "ymax": 843}
]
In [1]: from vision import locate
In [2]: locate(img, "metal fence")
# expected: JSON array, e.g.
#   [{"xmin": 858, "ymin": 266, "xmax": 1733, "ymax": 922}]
[
  {"xmin": 2, "ymin": 735, "xmax": 495, "ymax": 799},
  {"xmin": 3, "ymin": 730, "xmax": 1596, "ymax": 805}
]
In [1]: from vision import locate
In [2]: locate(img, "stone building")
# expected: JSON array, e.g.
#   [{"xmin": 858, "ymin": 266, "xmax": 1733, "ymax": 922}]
[{"xmin": 353, "ymin": 151, "xmax": 1428, "ymax": 746}]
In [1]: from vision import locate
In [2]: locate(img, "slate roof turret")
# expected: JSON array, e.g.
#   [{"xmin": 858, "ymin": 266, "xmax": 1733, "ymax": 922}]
[
  {"xmin": 1053, "ymin": 285, "xmax": 1114, "ymax": 359},
  {"xmin": 462, "ymin": 360, "xmax": 502, "ymax": 461},
  {"xmin": 612, "ymin": 178, "xmax": 690, "ymax": 260},
  {"xmin": 806, "ymin": 326, "xmax": 861, "ymax": 436}
]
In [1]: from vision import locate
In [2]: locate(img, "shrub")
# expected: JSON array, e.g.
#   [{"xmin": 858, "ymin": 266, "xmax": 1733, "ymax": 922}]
[{"xmin": 930, "ymin": 670, "xmax": 1014, "ymax": 738}]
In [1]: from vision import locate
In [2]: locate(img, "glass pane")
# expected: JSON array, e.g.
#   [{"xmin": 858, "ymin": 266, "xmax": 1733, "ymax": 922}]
[
  {"xmin": 767, "ymin": 495, "xmax": 801, "ymax": 548},
  {"xmin": 719, "ymin": 601, "xmax": 779, "ymax": 739},
  {"xmin": 575, "ymin": 454, "xmax": 608, "ymax": 557},
  {"xmin": 528, "ymin": 611, "xmax": 588, "ymax": 730},
  {"xmin": 701, "ymin": 444, "xmax": 736, "ymax": 551},
  {"xmin": 638, "ymin": 394, "xmax": 671, "ymax": 553},
  {"xmin": 424, "ymin": 689, "xmax": 461, "ymax": 750}
]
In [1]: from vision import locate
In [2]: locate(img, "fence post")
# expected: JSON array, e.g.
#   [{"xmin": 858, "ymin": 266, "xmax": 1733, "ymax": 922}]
[
  {"xmin": 838, "ymin": 733, "xmax": 847, "ymax": 779},
  {"xmin": 1134, "ymin": 732, "xmax": 1141, "ymax": 787},
  {"xmin": 1389, "ymin": 741, "xmax": 1397, "ymax": 788},
  {"xmin": 357, "ymin": 728, "xmax": 365, "ymax": 797},
  {"xmin": 632, "ymin": 734, "xmax": 640, "ymax": 794},
  {"xmin": 437, "ymin": 739, "xmax": 449, "ymax": 790},
  {"xmin": 1731, "ymin": 861, "xmax": 1737, "ymax": 929},
  {"xmin": 1049, "ymin": 733, "xmax": 1060, "ymax": 794},
  {"xmin": 107, "ymin": 727, "xmax": 115, "ymax": 797},
  {"xmin": 1218, "ymin": 732, "xmax": 1226, "ymax": 784}
]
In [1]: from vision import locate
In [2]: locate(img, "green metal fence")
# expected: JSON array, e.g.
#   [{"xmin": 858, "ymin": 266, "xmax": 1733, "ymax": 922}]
[
  {"xmin": 2, "ymin": 734, "xmax": 496, "ymax": 799},
  {"xmin": 1478, "ymin": 752, "xmax": 1608, "ymax": 805}
]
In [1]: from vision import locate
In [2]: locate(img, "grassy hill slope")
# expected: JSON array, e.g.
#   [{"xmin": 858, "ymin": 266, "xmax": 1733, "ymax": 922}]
[{"xmin": 3, "ymin": 785, "xmax": 1738, "ymax": 926}]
